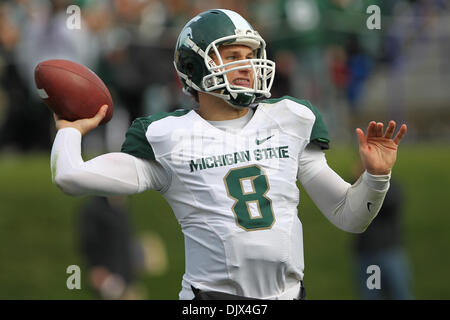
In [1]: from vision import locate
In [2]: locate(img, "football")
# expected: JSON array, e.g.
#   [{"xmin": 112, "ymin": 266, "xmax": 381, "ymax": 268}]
[{"xmin": 34, "ymin": 59, "xmax": 113, "ymax": 124}]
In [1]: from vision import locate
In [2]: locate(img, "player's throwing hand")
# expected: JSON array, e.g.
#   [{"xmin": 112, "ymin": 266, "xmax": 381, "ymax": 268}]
[
  {"xmin": 356, "ymin": 121, "xmax": 407, "ymax": 175},
  {"xmin": 54, "ymin": 105, "xmax": 109, "ymax": 136}
]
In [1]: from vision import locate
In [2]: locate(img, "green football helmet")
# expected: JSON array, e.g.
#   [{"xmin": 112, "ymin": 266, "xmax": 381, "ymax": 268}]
[{"xmin": 174, "ymin": 9, "xmax": 276, "ymax": 108}]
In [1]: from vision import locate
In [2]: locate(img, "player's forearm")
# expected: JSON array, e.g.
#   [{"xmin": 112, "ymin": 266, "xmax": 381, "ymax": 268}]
[
  {"xmin": 303, "ymin": 166, "xmax": 390, "ymax": 233},
  {"xmin": 50, "ymin": 128, "xmax": 144, "ymax": 196},
  {"xmin": 336, "ymin": 171, "xmax": 390, "ymax": 233}
]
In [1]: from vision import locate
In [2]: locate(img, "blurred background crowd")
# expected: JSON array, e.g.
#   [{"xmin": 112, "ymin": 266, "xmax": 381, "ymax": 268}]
[
  {"xmin": 0, "ymin": 0, "xmax": 449, "ymax": 153},
  {"xmin": 0, "ymin": 0, "xmax": 449, "ymax": 300}
]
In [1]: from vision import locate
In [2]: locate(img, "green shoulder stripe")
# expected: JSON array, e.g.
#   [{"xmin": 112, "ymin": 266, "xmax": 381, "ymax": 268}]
[
  {"xmin": 121, "ymin": 109, "xmax": 191, "ymax": 160},
  {"xmin": 121, "ymin": 117, "xmax": 155, "ymax": 160},
  {"xmin": 262, "ymin": 96, "xmax": 330, "ymax": 149}
]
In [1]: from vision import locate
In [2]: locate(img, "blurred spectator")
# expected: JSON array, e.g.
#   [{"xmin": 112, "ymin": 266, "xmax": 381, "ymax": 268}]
[
  {"xmin": 1, "ymin": 0, "xmax": 448, "ymax": 152},
  {"xmin": 0, "ymin": 2, "xmax": 31, "ymax": 151},
  {"xmin": 0, "ymin": 0, "xmax": 100, "ymax": 151},
  {"xmin": 251, "ymin": 0, "xmax": 349, "ymax": 140},
  {"xmin": 345, "ymin": 35, "xmax": 373, "ymax": 113},
  {"xmin": 99, "ymin": 0, "xmax": 183, "ymax": 121},
  {"xmin": 77, "ymin": 196, "xmax": 168, "ymax": 299},
  {"xmin": 351, "ymin": 162, "xmax": 414, "ymax": 300},
  {"xmin": 269, "ymin": 50, "xmax": 297, "ymax": 99}
]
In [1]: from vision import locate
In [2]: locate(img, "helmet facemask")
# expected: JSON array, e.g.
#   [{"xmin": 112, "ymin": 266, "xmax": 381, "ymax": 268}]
[
  {"xmin": 175, "ymin": 29, "xmax": 275, "ymax": 108},
  {"xmin": 201, "ymin": 30, "xmax": 275, "ymax": 108}
]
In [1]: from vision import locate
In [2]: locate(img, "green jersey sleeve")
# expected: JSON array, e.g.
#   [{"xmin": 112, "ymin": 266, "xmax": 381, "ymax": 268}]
[
  {"xmin": 121, "ymin": 117, "xmax": 155, "ymax": 160},
  {"xmin": 262, "ymin": 96, "xmax": 330, "ymax": 149},
  {"xmin": 295, "ymin": 98, "xmax": 330, "ymax": 150}
]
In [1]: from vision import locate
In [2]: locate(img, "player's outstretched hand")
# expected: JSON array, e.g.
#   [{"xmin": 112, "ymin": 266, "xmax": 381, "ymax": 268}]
[
  {"xmin": 54, "ymin": 105, "xmax": 108, "ymax": 136},
  {"xmin": 356, "ymin": 121, "xmax": 407, "ymax": 175}
]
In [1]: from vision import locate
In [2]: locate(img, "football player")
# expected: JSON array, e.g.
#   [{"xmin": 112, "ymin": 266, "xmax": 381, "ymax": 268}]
[{"xmin": 51, "ymin": 9, "xmax": 407, "ymax": 300}]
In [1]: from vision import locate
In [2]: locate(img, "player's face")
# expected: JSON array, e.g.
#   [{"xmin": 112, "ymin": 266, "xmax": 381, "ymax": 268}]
[{"xmin": 211, "ymin": 45, "xmax": 255, "ymax": 89}]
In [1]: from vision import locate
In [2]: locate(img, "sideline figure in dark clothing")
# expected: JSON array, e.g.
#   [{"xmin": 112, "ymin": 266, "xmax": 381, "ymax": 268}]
[
  {"xmin": 78, "ymin": 196, "xmax": 167, "ymax": 299},
  {"xmin": 353, "ymin": 177, "xmax": 414, "ymax": 300}
]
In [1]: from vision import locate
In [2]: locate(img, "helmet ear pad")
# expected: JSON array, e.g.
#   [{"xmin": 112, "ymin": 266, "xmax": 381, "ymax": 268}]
[{"xmin": 178, "ymin": 47, "xmax": 209, "ymax": 90}]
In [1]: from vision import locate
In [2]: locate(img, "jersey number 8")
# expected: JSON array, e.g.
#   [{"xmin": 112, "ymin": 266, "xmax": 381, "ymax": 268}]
[{"xmin": 224, "ymin": 165, "xmax": 275, "ymax": 231}]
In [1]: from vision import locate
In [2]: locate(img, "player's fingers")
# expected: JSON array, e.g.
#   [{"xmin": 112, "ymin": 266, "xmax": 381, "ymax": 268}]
[
  {"xmin": 393, "ymin": 124, "xmax": 407, "ymax": 145},
  {"xmin": 92, "ymin": 105, "xmax": 108, "ymax": 124},
  {"xmin": 98, "ymin": 105, "xmax": 108, "ymax": 116},
  {"xmin": 384, "ymin": 120, "xmax": 396, "ymax": 139},
  {"xmin": 75, "ymin": 105, "xmax": 108, "ymax": 135},
  {"xmin": 376, "ymin": 122, "xmax": 384, "ymax": 137},
  {"xmin": 366, "ymin": 121, "xmax": 377, "ymax": 138},
  {"xmin": 356, "ymin": 128, "xmax": 365, "ymax": 146}
]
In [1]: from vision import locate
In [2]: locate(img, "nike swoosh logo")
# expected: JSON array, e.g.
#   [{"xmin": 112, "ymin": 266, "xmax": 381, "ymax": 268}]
[
  {"xmin": 255, "ymin": 135, "xmax": 274, "ymax": 145},
  {"xmin": 367, "ymin": 202, "xmax": 373, "ymax": 212}
]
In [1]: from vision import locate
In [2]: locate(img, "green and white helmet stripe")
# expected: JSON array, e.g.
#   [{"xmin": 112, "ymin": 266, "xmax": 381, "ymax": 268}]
[
  {"xmin": 220, "ymin": 9, "xmax": 253, "ymax": 30},
  {"xmin": 174, "ymin": 9, "xmax": 276, "ymax": 108}
]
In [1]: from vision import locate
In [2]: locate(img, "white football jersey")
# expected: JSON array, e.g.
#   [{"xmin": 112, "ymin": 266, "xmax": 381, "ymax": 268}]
[{"xmin": 121, "ymin": 96, "xmax": 329, "ymax": 299}]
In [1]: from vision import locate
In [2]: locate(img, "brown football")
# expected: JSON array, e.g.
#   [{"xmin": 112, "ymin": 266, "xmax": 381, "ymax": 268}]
[{"xmin": 34, "ymin": 59, "xmax": 113, "ymax": 124}]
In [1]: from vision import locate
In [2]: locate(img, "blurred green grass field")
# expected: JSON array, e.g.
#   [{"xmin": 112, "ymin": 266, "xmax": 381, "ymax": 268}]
[{"xmin": 1, "ymin": 144, "xmax": 449, "ymax": 299}]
